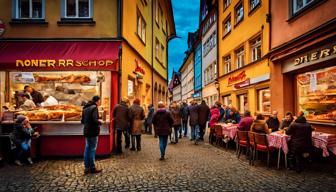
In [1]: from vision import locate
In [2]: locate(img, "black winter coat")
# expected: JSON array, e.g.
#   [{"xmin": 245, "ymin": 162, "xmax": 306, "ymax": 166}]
[
  {"xmin": 286, "ymin": 118, "xmax": 313, "ymax": 154},
  {"xmin": 198, "ymin": 103, "xmax": 210, "ymax": 125},
  {"xmin": 266, "ymin": 117, "xmax": 280, "ymax": 132},
  {"xmin": 81, "ymin": 101, "xmax": 100, "ymax": 137},
  {"xmin": 189, "ymin": 105, "xmax": 199, "ymax": 126},
  {"xmin": 13, "ymin": 124, "xmax": 34, "ymax": 146},
  {"xmin": 30, "ymin": 89, "xmax": 44, "ymax": 105}
]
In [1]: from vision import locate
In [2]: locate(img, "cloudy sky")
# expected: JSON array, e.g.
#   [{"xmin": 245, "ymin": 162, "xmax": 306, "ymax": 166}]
[{"xmin": 168, "ymin": 0, "xmax": 200, "ymax": 80}]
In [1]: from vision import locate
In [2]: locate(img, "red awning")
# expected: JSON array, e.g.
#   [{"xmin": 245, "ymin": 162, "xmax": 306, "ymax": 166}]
[{"xmin": 0, "ymin": 41, "xmax": 121, "ymax": 71}]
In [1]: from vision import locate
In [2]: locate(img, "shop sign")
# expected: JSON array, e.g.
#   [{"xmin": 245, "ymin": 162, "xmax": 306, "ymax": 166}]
[
  {"xmin": 133, "ymin": 59, "xmax": 145, "ymax": 78},
  {"xmin": 250, "ymin": 74, "xmax": 270, "ymax": 84},
  {"xmin": 228, "ymin": 71, "xmax": 247, "ymax": 86},
  {"xmin": 127, "ymin": 80, "xmax": 134, "ymax": 97},
  {"xmin": 15, "ymin": 59, "xmax": 115, "ymax": 68},
  {"xmin": 234, "ymin": 79, "xmax": 250, "ymax": 89},
  {"xmin": 283, "ymin": 43, "xmax": 336, "ymax": 73},
  {"xmin": 192, "ymin": 91, "xmax": 201, "ymax": 98},
  {"xmin": 0, "ymin": 19, "xmax": 5, "ymax": 37}
]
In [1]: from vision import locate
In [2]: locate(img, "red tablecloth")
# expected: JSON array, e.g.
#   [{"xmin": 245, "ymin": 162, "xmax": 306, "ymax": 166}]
[
  {"xmin": 267, "ymin": 131, "xmax": 289, "ymax": 154},
  {"xmin": 312, "ymin": 132, "xmax": 336, "ymax": 157},
  {"xmin": 218, "ymin": 123, "xmax": 238, "ymax": 140}
]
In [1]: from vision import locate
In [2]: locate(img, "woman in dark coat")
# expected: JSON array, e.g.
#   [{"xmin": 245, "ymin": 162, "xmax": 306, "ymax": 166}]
[
  {"xmin": 13, "ymin": 115, "xmax": 39, "ymax": 165},
  {"xmin": 285, "ymin": 116, "xmax": 313, "ymax": 172},
  {"xmin": 170, "ymin": 101, "xmax": 182, "ymax": 143},
  {"xmin": 198, "ymin": 100, "xmax": 210, "ymax": 141},
  {"xmin": 152, "ymin": 101, "xmax": 173, "ymax": 160}
]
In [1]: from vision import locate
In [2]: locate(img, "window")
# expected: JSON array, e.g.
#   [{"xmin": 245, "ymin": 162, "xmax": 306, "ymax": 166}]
[
  {"xmin": 64, "ymin": 0, "xmax": 91, "ymax": 18},
  {"xmin": 13, "ymin": 0, "xmax": 44, "ymax": 19},
  {"xmin": 161, "ymin": 44, "xmax": 165, "ymax": 64},
  {"xmin": 257, "ymin": 88, "xmax": 271, "ymax": 113},
  {"xmin": 250, "ymin": 36, "xmax": 261, "ymax": 62},
  {"xmin": 296, "ymin": 66, "xmax": 336, "ymax": 123},
  {"xmin": 155, "ymin": 39, "xmax": 159, "ymax": 59},
  {"xmin": 250, "ymin": 0, "xmax": 260, "ymax": 11},
  {"xmin": 223, "ymin": 15, "xmax": 231, "ymax": 36},
  {"xmin": 222, "ymin": 95, "xmax": 232, "ymax": 106},
  {"xmin": 235, "ymin": 1, "xmax": 244, "ymax": 24},
  {"xmin": 223, "ymin": 0, "xmax": 231, "ymax": 10},
  {"xmin": 155, "ymin": 0, "xmax": 159, "ymax": 24},
  {"xmin": 203, "ymin": 31, "xmax": 216, "ymax": 56},
  {"xmin": 223, "ymin": 55, "xmax": 231, "ymax": 74},
  {"xmin": 237, "ymin": 93, "xmax": 248, "ymax": 113},
  {"xmin": 137, "ymin": 11, "xmax": 146, "ymax": 43},
  {"xmin": 235, "ymin": 47, "xmax": 245, "ymax": 69},
  {"xmin": 292, "ymin": 0, "xmax": 315, "ymax": 14}
]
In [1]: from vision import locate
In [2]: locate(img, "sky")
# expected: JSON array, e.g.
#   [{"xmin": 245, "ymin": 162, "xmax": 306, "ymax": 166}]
[{"xmin": 168, "ymin": 0, "xmax": 200, "ymax": 80}]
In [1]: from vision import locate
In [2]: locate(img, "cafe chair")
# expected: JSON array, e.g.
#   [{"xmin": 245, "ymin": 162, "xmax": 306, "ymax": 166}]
[
  {"xmin": 236, "ymin": 131, "xmax": 249, "ymax": 159},
  {"xmin": 254, "ymin": 133, "xmax": 276, "ymax": 167},
  {"xmin": 214, "ymin": 125, "xmax": 224, "ymax": 147},
  {"xmin": 248, "ymin": 132, "xmax": 256, "ymax": 165}
]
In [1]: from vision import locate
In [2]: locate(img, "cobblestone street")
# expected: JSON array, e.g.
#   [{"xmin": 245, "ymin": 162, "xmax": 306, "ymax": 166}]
[{"xmin": 0, "ymin": 134, "xmax": 335, "ymax": 192}]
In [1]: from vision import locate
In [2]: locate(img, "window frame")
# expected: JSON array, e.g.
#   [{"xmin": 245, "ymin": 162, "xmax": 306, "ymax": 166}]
[
  {"xmin": 292, "ymin": 0, "xmax": 315, "ymax": 14},
  {"xmin": 257, "ymin": 88, "xmax": 271, "ymax": 114},
  {"xmin": 250, "ymin": 36, "xmax": 262, "ymax": 62},
  {"xmin": 237, "ymin": 93, "xmax": 248, "ymax": 113},
  {"xmin": 137, "ymin": 9, "xmax": 146, "ymax": 44},
  {"xmin": 13, "ymin": 0, "xmax": 45, "ymax": 20},
  {"xmin": 222, "ymin": 14, "xmax": 231, "ymax": 38},
  {"xmin": 223, "ymin": 0, "xmax": 232, "ymax": 11},
  {"xmin": 223, "ymin": 55, "xmax": 231, "ymax": 74},
  {"xmin": 222, "ymin": 95, "xmax": 232, "ymax": 106},
  {"xmin": 249, "ymin": 0, "xmax": 261, "ymax": 12},
  {"xmin": 63, "ymin": 0, "xmax": 92, "ymax": 19},
  {"xmin": 234, "ymin": 1, "xmax": 244, "ymax": 26},
  {"xmin": 235, "ymin": 47, "xmax": 245, "ymax": 69}
]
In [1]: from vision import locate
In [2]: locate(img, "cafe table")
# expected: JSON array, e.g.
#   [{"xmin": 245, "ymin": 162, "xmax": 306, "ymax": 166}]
[
  {"xmin": 312, "ymin": 131, "xmax": 336, "ymax": 157},
  {"xmin": 267, "ymin": 131, "xmax": 289, "ymax": 169},
  {"xmin": 217, "ymin": 123, "xmax": 239, "ymax": 140}
]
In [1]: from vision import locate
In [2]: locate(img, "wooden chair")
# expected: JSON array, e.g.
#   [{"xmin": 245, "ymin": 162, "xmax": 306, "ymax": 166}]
[
  {"xmin": 214, "ymin": 125, "xmax": 224, "ymax": 146},
  {"xmin": 236, "ymin": 131, "xmax": 249, "ymax": 159},
  {"xmin": 248, "ymin": 132, "xmax": 256, "ymax": 165},
  {"xmin": 254, "ymin": 133, "xmax": 275, "ymax": 167}
]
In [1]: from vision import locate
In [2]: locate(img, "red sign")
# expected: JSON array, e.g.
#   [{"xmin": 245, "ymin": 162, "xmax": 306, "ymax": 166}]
[
  {"xmin": 133, "ymin": 59, "xmax": 145, "ymax": 75},
  {"xmin": 0, "ymin": 41, "xmax": 121, "ymax": 71},
  {"xmin": 0, "ymin": 19, "xmax": 5, "ymax": 37},
  {"xmin": 228, "ymin": 71, "xmax": 247, "ymax": 85},
  {"xmin": 234, "ymin": 79, "xmax": 250, "ymax": 89}
]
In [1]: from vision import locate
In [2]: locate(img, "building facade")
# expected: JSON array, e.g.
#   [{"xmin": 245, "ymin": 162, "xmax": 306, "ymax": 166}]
[
  {"xmin": 180, "ymin": 52, "xmax": 194, "ymax": 104},
  {"xmin": 200, "ymin": 0, "xmax": 218, "ymax": 107},
  {"xmin": 193, "ymin": 40, "xmax": 202, "ymax": 101},
  {"xmin": 218, "ymin": 0, "xmax": 271, "ymax": 115},
  {"xmin": 269, "ymin": 0, "xmax": 336, "ymax": 132}
]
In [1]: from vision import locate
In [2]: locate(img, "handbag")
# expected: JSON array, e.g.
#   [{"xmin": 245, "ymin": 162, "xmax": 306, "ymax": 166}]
[{"xmin": 21, "ymin": 140, "xmax": 30, "ymax": 151}]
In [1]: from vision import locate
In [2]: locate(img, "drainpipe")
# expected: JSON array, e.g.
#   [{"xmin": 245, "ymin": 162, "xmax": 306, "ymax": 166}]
[{"xmin": 151, "ymin": 0, "xmax": 154, "ymax": 107}]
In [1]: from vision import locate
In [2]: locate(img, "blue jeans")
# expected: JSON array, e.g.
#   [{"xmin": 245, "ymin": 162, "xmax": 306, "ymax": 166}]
[
  {"xmin": 173, "ymin": 126, "xmax": 181, "ymax": 143},
  {"xmin": 159, "ymin": 135, "xmax": 168, "ymax": 158},
  {"xmin": 191, "ymin": 124, "xmax": 200, "ymax": 140},
  {"xmin": 182, "ymin": 120, "xmax": 188, "ymax": 136},
  {"xmin": 84, "ymin": 136, "xmax": 98, "ymax": 170}
]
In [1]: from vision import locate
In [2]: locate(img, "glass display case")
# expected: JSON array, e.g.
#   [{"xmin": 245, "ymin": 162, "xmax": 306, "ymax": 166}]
[{"xmin": 297, "ymin": 66, "xmax": 336, "ymax": 123}]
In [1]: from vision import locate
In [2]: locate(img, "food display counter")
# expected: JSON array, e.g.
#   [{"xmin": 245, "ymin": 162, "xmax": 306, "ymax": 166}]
[{"xmin": 0, "ymin": 41, "xmax": 121, "ymax": 156}]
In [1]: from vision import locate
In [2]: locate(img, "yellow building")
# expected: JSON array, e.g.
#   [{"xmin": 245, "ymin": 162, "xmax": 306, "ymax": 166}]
[
  {"xmin": 218, "ymin": 0, "xmax": 271, "ymax": 115},
  {"xmin": 121, "ymin": 0, "xmax": 175, "ymax": 107}
]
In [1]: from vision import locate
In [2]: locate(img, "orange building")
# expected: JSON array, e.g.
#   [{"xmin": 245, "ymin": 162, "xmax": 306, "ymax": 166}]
[{"xmin": 269, "ymin": 0, "xmax": 336, "ymax": 132}]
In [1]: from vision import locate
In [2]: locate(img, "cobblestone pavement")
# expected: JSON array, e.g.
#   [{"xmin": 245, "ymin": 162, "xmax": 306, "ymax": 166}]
[{"xmin": 0, "ymin": 134, "xmax": 336, "ymax": 192}]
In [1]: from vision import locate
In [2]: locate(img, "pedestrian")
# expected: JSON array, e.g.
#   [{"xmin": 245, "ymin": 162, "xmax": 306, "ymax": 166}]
[
  {"xmin": 285, "ymin": 115, "xmax": 313, "ymax": 173},
  {"xmin": 217, "ymin": 102, "xmax": 225, "ymax": 122},
  {"xmin": 145, "ymin": 104, "xmax": 155, "ymax": 135},
  {"xmin": 279, "ymin": 112, "xmax": 294, "ymax": 130},
  {"xmin": 24, "ymin": 85, "xmax": 44, "ymax": 106},
  {"xmin": 198, "ymin": 100, "xmax": 210, "ymax": 141},
  {"xmin": 250, "ymin": 113, "xmax": 270, "ymax": 134},
  {"xmin": 266, "ymin": 110, "xmax": 280, "ymax": 132},
  {"xmin": 224, "ymin": 104, "xmax": 232, "ymax": 121},
  {"xmin": 152, "ymin": 101, "xmax": 173, "ymax": 160},
  {"xmin": 170, "ymin": 101, "xmax": 182, "ymax": 143},
  {"xmin": 188, "ymin": 100, "xmax": 200, "ymax": 144},
  {"xmin": 113, "ymin": 97, "xmax": 130, "ymax": 154},
  {"xmin": 180, "ymin": 101, "xmax": 189, "ymax": 137},
  {"xmin": 238, "ymin": 110, "xmax": 254, "ymax": 131},
  {"xmin": 81, "ymin": 95, "xmax": 103, "ymax": 174},
  {"xmin": 20, "ymin": 93, "xmax": 36, "ymax": 110},
  {"xmin": 13, "ymin": 115, "xmax": 40, "ymax": 166},
  {"xmin": 209, "ymin": 104, "xmax": 220, "ymax": 143},
  {"xmin": 128, "ymin": 98, "xmax": 145, "ymax": 151}
]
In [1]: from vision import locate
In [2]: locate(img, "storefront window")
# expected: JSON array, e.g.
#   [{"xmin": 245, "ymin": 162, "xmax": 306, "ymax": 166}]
[
  {"xmin": 237, "ymin": 93, "xmax": 248, "ymax": 113},
  {"xmin": 297, "ymin": 66, "xmax": 336, "ymax": 123},
  {"xmin": 257, "ymin": 88, "xmax": 271, "ymax": 113},
  {"xmin": 5, "ymin": 71, "xmax": 111, "ymax": 123},
  {"xmin": 222, "ymin": 95, "xmax": 232, "ymax": 106}
]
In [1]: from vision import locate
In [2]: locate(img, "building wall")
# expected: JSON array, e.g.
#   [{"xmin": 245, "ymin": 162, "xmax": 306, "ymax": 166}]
[
  {"xmin": 0, "ymin": 0, "xmax": 118, "ymax": 38},
  {"xmin": 121, "ymin": 42, "xmax": 153, "ymax": 106},
  {"xmin": 180, "ymin": 52, "xmax": 194, "ymax": 102},
  {"xmin": 271, "ymin": 0, "xmax": 336, "ymax": 49},
  {"xmin": 172, "ymin": 85, "xmax": 181, "ymax": 102},
  {"xmin": 202, "ymin": 23, "xmax": 217, "ymax": 86},
  {"xmin": 218, "ymin": 0, "xmax": 270, "ymax": 115}
]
